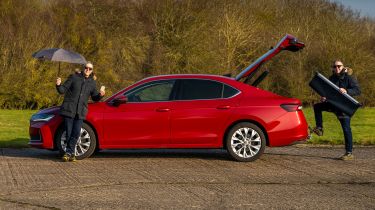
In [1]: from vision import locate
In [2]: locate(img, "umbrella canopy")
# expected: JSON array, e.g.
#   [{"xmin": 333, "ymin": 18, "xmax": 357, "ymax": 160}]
[
  {"xmin": 32, "ymin": 48, "xmax": 87, "ymax": 76},
  {"xmin": 32, "ymin": 48, "xmax": 87, "ymax": 64}
]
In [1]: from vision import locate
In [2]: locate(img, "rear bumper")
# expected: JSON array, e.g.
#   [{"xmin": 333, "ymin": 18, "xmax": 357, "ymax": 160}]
[{"xmin": 267, "ymin": 110, "xmax": 309, "ymax": 146}]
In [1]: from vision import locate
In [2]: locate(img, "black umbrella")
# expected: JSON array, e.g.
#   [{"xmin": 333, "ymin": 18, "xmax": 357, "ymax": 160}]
[{"xmin": 32, "ymin": 48, "xmax": 87, "ymax": 76}]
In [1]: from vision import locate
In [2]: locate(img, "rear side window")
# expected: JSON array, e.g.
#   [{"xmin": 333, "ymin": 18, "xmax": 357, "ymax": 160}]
[
  {"xmin": 223, "ymin": 84, "xmax": 239, "ymax": 98},
  {"xmin": 177, "ymin": 79, "xmax": 238, "ymax": 100},
  {"xmin": 178, "ymin": 79, "xmax": 222, "ymax": 100}
]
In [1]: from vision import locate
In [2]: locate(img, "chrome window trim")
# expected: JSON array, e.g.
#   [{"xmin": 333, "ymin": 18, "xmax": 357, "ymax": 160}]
[{"xmin": 111, "ymin": 78, "xmax": 241, "ymax": 104}]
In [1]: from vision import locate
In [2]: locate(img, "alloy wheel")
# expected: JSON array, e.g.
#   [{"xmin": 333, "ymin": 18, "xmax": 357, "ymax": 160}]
[
  {"xmin": 61, "ymin": 128, "xmax": 91, "ymax": 157},
  {"xmin": 230, "ymin": 127, "xmax": 262, "ymax": 158}
]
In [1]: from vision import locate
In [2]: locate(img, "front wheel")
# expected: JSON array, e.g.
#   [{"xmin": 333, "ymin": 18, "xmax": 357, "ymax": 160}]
[
  {"xmin": 55, "ymin": 123, "xmax": 97, "ymax": 160},
  {"xmin": 226, "ymin": 122, "xmax": 266, "ymax": 162}
]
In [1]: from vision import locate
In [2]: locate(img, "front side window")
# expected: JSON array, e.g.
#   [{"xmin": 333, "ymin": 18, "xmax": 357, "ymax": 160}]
[{"xmin": 126, "ymin": 81, "xmax": 174, "ymax": 102}]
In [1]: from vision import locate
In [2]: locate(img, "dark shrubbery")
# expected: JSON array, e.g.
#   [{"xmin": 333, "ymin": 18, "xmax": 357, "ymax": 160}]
[{"xmin": 0, "ymin": 0, "xmax": 374, "ymax": 109}]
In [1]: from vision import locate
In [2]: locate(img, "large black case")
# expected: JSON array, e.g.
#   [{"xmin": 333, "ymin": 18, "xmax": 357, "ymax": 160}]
[{"xmin": 309, "ymin": 72, "xmax": 361, "ymax": 116}]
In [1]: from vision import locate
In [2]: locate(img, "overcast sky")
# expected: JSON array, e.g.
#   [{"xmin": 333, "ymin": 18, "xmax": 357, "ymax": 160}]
[{"xmin": 330, "ymin": 0, "xmax": 375, "ymax": 18}]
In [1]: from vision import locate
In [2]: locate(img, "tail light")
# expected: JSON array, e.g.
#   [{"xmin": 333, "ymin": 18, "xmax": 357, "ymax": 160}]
[{"xmin": 280, "ymin": 104, "xmax": 302, "ymax": 112}]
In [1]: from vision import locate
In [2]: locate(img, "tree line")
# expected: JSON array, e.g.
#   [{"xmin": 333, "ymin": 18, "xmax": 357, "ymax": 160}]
[{"xmin": 0, "ymin": 0, "xmax": 374, "ymax": 109}]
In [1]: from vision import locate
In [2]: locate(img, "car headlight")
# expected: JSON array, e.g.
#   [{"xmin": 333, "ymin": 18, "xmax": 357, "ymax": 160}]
[{"xmin": 30, "ymin": 113, "xmax": 55, "ymax": 122}]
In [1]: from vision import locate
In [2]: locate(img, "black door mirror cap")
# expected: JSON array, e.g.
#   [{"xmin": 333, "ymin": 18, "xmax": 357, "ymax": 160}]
[{"xmin": 112, "ymin": 96, "xmax": 128, "ymax": 106}]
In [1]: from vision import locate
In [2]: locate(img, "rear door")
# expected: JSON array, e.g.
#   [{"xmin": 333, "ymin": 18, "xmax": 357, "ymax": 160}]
[{"xmin": 170, "ymin": 79, "xmax": 240, "ymax": 147}]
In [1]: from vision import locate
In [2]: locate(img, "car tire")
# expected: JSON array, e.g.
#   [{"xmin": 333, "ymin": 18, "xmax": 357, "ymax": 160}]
[
  {"xmin": 55, "ymin": 123, "xmax": 97, "ymax": 160},
  {"xmin": 226, "ymin": 122, "xmax": 266, "ymax": 162}
]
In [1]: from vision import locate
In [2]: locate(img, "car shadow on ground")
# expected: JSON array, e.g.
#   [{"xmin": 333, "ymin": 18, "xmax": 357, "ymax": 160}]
[
  {"xmin": 92, "ymin": 149, "xmax": 231, "ymax": 161},
  {"xmin": 0, "ymin": 147, "xmax": 343, "ymax": 162},
  {"xmin": 0, "ymin": 148, "xmax": 233, "ymax": 161}
]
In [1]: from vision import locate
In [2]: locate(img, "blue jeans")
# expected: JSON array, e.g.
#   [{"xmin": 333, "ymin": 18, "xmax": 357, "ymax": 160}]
[
  {"xmin": 314, "ymin": 102, "xmax": 353, "ymax": 153},
  {"xmin": 64, "ymin": 116, "xmax": 83, "ymax": 156}
]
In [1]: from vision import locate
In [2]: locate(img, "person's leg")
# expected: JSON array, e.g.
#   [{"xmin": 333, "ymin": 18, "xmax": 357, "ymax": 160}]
[
  {"xmin": 64, "ymin": 117, "xmax": 74, "ymax": 155},
  {"xmin": 338, "ymin": 116, "xmax": 354, "ymax": 160},
  {"xmin": 313, "ymin": 102, "xmax": 331, "ymax": 128},
  {"xmin": 67, "ymin": 117, "xmax": 84, "ymax": 157},
  {"xmin": 339, "ymin": 117, "xmax": 353, "ymax": 154},
  {"xmin": 312, "ymin": 102, "xmax": 332, "ymax": 136}
]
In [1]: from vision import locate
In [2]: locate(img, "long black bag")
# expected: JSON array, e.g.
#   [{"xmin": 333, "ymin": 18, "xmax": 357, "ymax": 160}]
[{"xmin": 309, "ymin": 72, "xmax": 361, "ymax": 117}]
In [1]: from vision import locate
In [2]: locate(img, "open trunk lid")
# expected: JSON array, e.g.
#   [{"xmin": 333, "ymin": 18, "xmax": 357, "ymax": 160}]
[{"xmin": 235, "ymin": 34, "xmax": 305, "ymax": 84}]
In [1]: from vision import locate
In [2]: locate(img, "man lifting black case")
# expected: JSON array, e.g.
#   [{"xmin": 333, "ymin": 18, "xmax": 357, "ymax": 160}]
[{"xmin": 309, "ymin": 60, "xmax": 361, "ymax": 160}]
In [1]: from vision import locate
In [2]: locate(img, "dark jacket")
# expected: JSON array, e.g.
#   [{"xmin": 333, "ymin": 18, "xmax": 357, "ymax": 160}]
[
  {"xmin": 56, "ymin": 73, "xmax": 102, "ymax": 119},
  {"xmin": 329, "ymin": 73, "xmax": 361, "ymax": 97}
]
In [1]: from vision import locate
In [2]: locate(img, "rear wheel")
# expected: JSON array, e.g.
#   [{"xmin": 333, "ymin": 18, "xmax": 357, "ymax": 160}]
[
  {"xmin": 55, "ymin": 123, "xmax": 97, "ymax": 160},
  {"xmin": 226, "ymin": 122, "xmax": 266, "ymax": 162}
]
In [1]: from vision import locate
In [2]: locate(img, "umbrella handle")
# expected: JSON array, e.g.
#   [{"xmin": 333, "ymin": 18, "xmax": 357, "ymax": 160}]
[{"xmin": 57, "ymin": 62, "xmax": 61, "ymax": 77}]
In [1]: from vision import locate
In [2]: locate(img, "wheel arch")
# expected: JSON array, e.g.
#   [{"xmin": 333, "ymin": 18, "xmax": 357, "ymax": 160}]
[
  {"xmin": 222, "ymin": 119, "xmax": 269, "ymax": 149},
  {"xmin": 82, "ymin": 120, "xmax": 100, "ymax": 151},
  {"xmin": 53, "ymin": 120, "xmax": 100, "ymax": 151},
  {"xmin": 53, "ymin": 123, "xmax": 64, "ymax": 150}
]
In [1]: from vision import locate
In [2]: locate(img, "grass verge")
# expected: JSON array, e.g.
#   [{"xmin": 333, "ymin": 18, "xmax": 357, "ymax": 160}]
[
  {"xmin": 0, "ymin": 110, "xmax": 35, "ymax": 148},
  {"xmin": 304, "ymin": 107, "xmax": 375, "ymax": 145}
]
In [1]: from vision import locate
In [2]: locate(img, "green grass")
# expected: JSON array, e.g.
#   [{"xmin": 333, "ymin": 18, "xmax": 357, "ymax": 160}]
[
  {"xmin": 0, "ymin": 108, "xmax": 374, "ymax": 148},
  {"xmin": 303, "ymin": 107, "xmax": 375, "ymax": 145},
  {"xmin": 0, "ymin": 110, "xmax": 35, "ymax": 148}
]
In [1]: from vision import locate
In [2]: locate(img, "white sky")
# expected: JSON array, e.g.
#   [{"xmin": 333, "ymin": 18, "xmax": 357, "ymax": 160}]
[{"xmin": 330, "ymin": 0, "xmax": 375, "ymax": 18}]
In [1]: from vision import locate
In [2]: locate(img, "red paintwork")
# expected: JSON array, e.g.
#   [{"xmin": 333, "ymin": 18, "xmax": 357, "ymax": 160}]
[
  {"xmin": 29, "ymin": 35, "xmax": 308, "ymax": 151},
  {"xmin": 29, "ymin": 74, "xmax": 308, "ymax": 150}
]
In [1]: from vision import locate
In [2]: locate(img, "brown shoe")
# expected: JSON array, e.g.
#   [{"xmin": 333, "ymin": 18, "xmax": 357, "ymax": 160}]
[
  {"xmin": 340, "ymin": 153, "xmax": 354, "ymax": 161},
  {"xmin": 312, "ymin": 127, "xmax": 323, "ymax": 136},
  {"xmin": 62, "ymin": 153, "xmax": 70, "ymax": 162},
  {"xmin": 69, "ymin": 155, "xmax": 77, "ymax": 162}
]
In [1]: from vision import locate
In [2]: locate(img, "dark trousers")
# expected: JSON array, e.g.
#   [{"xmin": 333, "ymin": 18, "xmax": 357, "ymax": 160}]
[
  {"xmin": 313, "ymin": 102, "xmax": 353, "ymax": 153},
  {"xmin": 64, "ymin": 116, "xmax": 83, "ymax": 156}
]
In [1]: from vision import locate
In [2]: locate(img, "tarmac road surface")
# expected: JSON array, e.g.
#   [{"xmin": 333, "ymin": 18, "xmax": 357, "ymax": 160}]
[{"xmin": 0, "ymin": 146, "xmax": 374, "ymax": 209}]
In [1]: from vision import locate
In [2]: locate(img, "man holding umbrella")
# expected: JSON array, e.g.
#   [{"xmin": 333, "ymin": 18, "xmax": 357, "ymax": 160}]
[{"xmin": 56, "ymin": 62, "xmax": 105, "ymax": 162}]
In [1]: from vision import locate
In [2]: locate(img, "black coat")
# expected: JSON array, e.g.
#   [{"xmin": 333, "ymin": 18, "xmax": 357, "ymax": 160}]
[
  {"xmin": 56, "ymin": 73, "xmax": 102, "ymax": 119},
  {"xmin": 329, "ymin": 73, "xmax": 361, "ymax": 97}
]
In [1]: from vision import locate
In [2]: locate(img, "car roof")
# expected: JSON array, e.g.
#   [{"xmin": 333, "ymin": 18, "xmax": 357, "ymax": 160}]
[{"xmin": 140, "ymin": 74, "xmax": 239, "ymax": 85}]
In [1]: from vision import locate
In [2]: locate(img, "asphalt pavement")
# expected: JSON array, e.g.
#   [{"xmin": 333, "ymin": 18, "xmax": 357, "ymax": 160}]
[{"xmin": 0, "ymin": 146, "xmax": 374, "ymax": 209}]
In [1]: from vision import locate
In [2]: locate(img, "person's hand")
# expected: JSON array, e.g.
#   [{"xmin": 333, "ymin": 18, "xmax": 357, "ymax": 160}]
[
  {"xmin": 320, "ymin": 97, "xmax": 326, "ymax": 102},
  {"xmin": 339, "ymin": 88, "xmax": 347, "ymax": 94},
  {"xmin": 56, "ymin": 77, "xmax": 61, "ymax": 86},
  {"xmin": 100, "ymin": 86, "xmax": 105, "ymax": 96}
]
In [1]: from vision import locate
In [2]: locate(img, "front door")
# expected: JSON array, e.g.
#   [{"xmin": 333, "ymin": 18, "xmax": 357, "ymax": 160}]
[{"xmin": 102, "ymin": 80, "xmax": 175, "ymax": 148}]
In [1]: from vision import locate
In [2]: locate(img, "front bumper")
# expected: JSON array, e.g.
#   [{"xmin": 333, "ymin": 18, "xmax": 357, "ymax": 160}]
[{"xmin": 29, "ymin": 116, "xmax": 62, "ymax": 149}]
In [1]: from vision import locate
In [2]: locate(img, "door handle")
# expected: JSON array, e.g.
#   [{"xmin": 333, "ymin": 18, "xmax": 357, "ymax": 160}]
[
  {"xmin": 156, "ymin": 108, "xmax": 171, "ymax": 112},
  {"xmin": 216, "ymin": 105, "xmax": 231, "ymax": 110}
]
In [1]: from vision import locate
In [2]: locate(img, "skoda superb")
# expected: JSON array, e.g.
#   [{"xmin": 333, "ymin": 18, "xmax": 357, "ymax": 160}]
[{"xmin": 29, "ymin": 35, "xmax": 309, "ymax": 162}]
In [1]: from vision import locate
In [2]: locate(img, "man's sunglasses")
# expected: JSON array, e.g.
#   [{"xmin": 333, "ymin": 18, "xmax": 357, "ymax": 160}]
[
  {"xmin": 85, "ymin": 67, "xmax": 93, "ymax": 70},
  {"xmin": 332, "ymin": 65, "xmax": 343, "ymax": 68}
]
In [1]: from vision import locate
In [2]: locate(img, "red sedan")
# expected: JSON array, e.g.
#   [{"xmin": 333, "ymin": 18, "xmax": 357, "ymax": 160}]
[{"xmin": 29, "ymin": 35, "xmax": 309, "ymax": 161}]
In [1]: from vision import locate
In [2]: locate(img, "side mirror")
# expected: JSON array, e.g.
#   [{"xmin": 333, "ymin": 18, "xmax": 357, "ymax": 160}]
[{"xmin": 112, "ymin": 96, "xmax": 128, "ymax": 106}]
